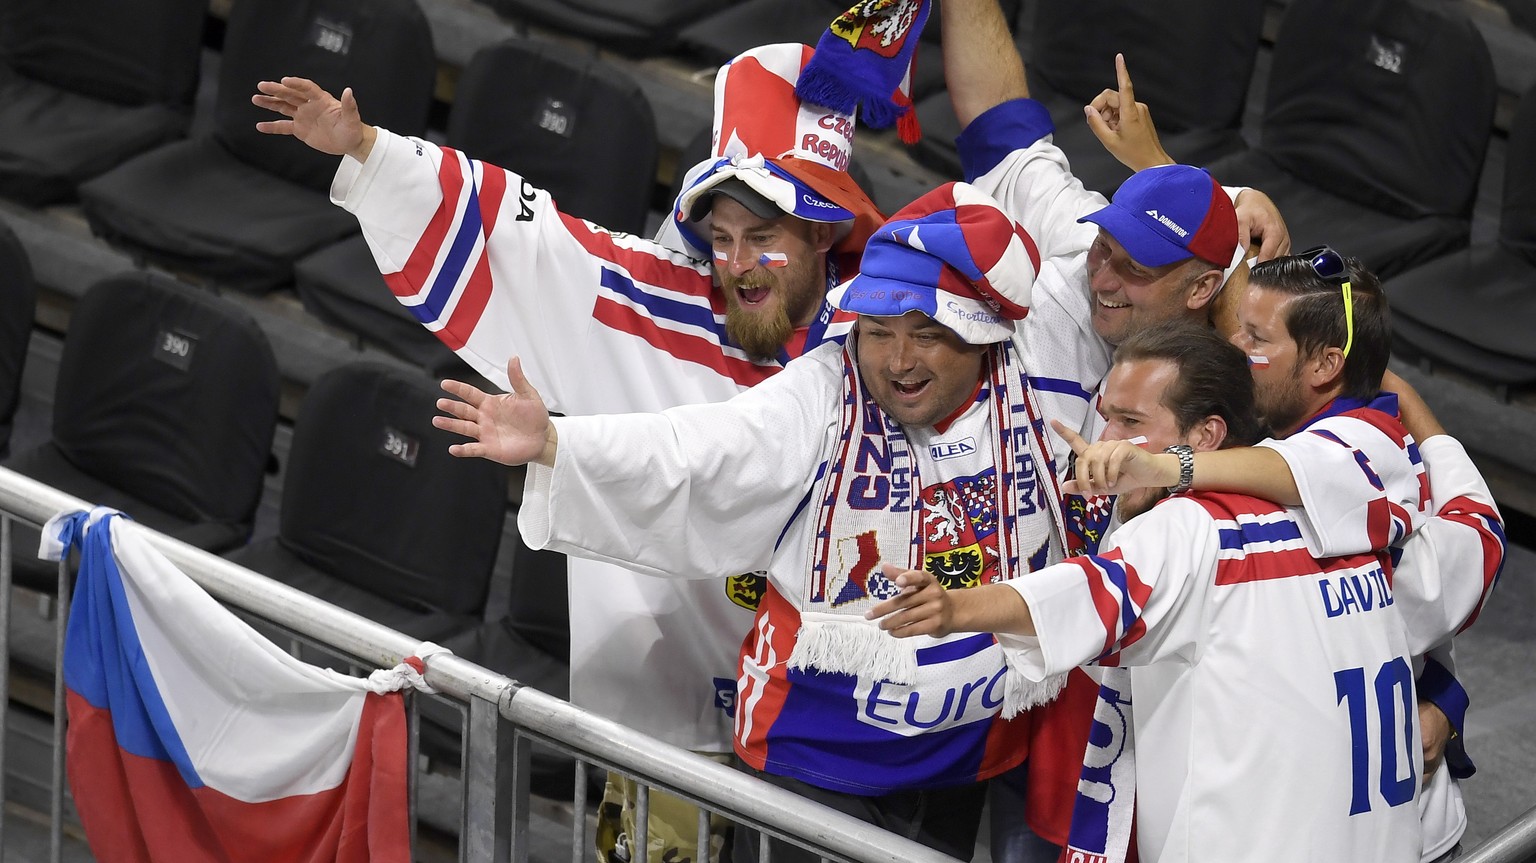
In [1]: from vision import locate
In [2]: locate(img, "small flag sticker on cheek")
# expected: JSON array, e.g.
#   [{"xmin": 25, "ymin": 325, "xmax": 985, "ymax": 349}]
[
  {"xmin": 759, "ymin": 252, "xmax": 789, "ymax": 268},
  {"xmin": 1248, "ymin": 355, "xmax": 1271, "ymax": 369},
  {"xmin": 1125, "ymin": 435, "xmax": 1150, "ymax": 448},
  {"xmin": 713, "ymin": 250, "xmax": 729, "ymax": 265}
]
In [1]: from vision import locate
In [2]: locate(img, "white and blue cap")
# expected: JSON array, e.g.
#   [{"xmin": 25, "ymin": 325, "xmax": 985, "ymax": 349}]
[{"xmin": 676, "ymin": 155, "xmax": 855, "ymax": 243}]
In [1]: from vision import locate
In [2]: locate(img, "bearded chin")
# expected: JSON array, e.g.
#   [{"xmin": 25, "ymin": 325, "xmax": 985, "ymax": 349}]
[{"xmin": 725, "ymin": 303, "xmax": 794, "ymax": 361}]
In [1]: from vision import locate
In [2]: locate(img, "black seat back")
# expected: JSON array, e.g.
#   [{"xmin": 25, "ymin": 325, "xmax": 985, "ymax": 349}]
[
  {"xmin": 0, "ymin": 0, "xmax": 204, "ymax": 108},
  {"xmin": 0, "ymin": 221, "xmax": 37, "ymax": 460},
  {"xmin": 1502, "ymin": 83, "xmax": 1536, "ymax": 264},
  {"xmin": 1259, "ymin": 0, "xmax": 1496, "ymax": 220},
  {"xmin": 1028, "ymin": 0, "xmax": 1262, "ymax": 134},
  {"xmin": 215, "ymin": 0, "xmax": 437, "ymax": 193},
  {"xmin": 450, "ymin": 39, "xmax": 659, "ymax": 235},
  {"xmin": 279, "ymin": 363, "xmax": 509, "ymax": 616},
  {"xmin": 51, "ymin": 272, "xmax": 279, "ymax": 525}
]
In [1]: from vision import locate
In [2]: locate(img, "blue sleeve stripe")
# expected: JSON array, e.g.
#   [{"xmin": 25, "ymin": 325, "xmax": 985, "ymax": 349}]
[
  {"xmin": 1026, "ymin": 375, "xmax": 1093, "ymax": 401},
  {"xmin": 600, "ymin": 267, "xmax": 723, "ymax": 335},
  {"xmin": 956, "ymin": 99, "xmax": 1055, "ymax": 183}
]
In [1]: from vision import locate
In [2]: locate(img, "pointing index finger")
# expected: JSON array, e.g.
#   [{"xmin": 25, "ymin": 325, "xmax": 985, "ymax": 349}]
[{"xmin": 1050, "ymin": 419, "xmax": 1090, "ymax": 456}]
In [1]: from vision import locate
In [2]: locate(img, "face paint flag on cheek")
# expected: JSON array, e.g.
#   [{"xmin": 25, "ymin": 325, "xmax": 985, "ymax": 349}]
[
  {"xmin": 759, "ymin": 252, "xmax": 790, "ymax": 268},
  {"xmin": 1125, "ymin": 435, "xmax": 1150, "ymax": 448},
  {"xmin": 713, "ymin": 250, "xmax": 729, "ymax": 265},
  {"xmin": 1248, "ymin": 354, "xmax": 1271, "ymax": 369}
]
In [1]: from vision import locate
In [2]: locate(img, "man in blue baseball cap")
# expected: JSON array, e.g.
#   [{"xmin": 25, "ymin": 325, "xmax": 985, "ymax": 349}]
[{"xmin": 1077, "ymin": 163, "xmax": 1241, "ymax": 346}]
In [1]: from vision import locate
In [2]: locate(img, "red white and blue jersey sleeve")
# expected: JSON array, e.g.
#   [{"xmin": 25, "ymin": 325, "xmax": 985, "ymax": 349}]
[
  {"xmin": 1393, "ymin": 435, "xmax": 1505, "ymax": 652},
  {"xmin": 332, "ymin": 129, "xmax": 786, "ymax": 414},
  {"xmin": 999, "ymin": 497, "xmax": 1220, "ymax": 676},
  {"xmin": 1258, "ymin": 408, "xmax": 1428, "ymax": 557}
]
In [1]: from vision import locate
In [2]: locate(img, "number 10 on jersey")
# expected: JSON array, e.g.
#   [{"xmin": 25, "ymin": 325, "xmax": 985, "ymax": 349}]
[{"xmin": 1335, "ymin": 656, "xmax": 1418, "ymax": 815}]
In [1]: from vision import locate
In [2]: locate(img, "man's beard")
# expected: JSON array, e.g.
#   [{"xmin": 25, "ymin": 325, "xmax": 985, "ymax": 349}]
[
  {"xmin": 1118, "ymin": 486, "xmax": 1170, "ymax": 521},
  {"xmin": 723, "ymin": 279, "xmax": 795, "ymax": 360},
  {"xmin": 1258, "ymin": 370, "xmax": 1312, "ymax": 437},
  {"xmin": 719, "ymin": 261, "xmax": 820, "ymax": 361}
]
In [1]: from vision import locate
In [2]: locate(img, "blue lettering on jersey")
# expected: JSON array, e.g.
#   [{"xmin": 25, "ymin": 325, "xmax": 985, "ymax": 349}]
[
  {"xmin": 1319, "ymin": 566, "xmax": 1394, "ymax": 618},
  {"xmin": 930, "ymin": 438, "xmax": 977, "ymax": 461},
  {"xmin": 713, "ymin": 677, "xmax": 736, "ymax": 717},
  {"xmin": 861, "ymin": 667, "xmax": 1007, "ymax": 731}
]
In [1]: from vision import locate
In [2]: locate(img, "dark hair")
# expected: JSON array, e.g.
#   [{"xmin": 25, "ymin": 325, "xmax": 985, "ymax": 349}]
[
  {"xmin": 1113, "ymin": 320, "xmax": 1264, "ymax": 448},
  {"xmin": 1246, "ymin": 253, "xmax": 1389, "ymax": 401}
]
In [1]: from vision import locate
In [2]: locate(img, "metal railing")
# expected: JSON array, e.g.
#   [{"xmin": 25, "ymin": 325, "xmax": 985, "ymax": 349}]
[
  {"xmin": 0, "ymin": 466, "xmax": 958, "ymax": 863},
  {"xmin": 3, "ymin": 462, "xmax": 1536, "ymax": 863}
]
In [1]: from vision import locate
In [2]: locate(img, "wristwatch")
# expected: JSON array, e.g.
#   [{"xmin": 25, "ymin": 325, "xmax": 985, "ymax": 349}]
[{"xmin": 1164, "ymin": 444, "xmax": 1195, "ymax": 493}]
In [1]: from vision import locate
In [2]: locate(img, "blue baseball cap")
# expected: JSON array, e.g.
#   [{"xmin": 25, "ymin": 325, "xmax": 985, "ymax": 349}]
[{"xmin": 1078, "ymin": 165, "xmax": 1238, "ymax": 268}]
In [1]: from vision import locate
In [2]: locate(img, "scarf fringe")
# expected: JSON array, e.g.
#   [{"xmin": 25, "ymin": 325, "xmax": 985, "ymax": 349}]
[
  {"xmin": 1000, "ymin": 659, "xmax": 1068, "ymax": 719},
  {"xmin": 790, "ymin": 614, "xmax": 918, "ymax": 684}
]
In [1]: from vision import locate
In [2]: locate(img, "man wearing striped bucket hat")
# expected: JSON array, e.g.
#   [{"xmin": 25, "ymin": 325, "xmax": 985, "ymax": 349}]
[{"xmin": 432, "ymin": 181, "xmax": 1101, "ymax": 862}]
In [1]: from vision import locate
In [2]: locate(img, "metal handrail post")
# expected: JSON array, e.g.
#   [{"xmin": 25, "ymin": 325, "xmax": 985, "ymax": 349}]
[
  {"xmin": 463, "ymin": 691, "xmax": 513, "ymax": 863},
  {"xmin": 1461, "ymin": 804, "xmax": 1536, "ymax": 863}
]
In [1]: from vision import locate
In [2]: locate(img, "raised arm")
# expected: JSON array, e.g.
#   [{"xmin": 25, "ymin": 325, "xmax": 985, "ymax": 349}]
[
  {"xmin": 253, "ymin": 77, "xmax": 377, "ymax": 162},
  {"xmin": 941, "ymin": 0, "xmax": 1029, "ymax": 129},
  {"xmin": 1084, "ymin": 54, "xmax": 1173, "ymax": 172}
]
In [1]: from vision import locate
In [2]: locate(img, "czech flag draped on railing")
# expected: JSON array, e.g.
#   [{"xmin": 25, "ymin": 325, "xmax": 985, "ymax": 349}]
[{"xmin": 48, "ymin": 507, "xmax": 433, "ymax": 863}]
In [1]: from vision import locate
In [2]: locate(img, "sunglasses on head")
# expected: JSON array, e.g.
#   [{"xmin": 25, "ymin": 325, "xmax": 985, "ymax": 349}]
[{"xmin": 1298, "ymin": 245, "xmax": 1353, "ymax": 359}]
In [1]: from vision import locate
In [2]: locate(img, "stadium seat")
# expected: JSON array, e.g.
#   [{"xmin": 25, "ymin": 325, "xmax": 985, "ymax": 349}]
[
  {"xmin": 0, "ymin": 0, "xmax": 205, "ymax": 205},
  {"xmin": 76, "ymin": 0, "xmax": 436, "ymax": 294},
  {"xmin": 910, "ymin": 0, "xmax": 1262, "ymax": 192},
  {"xmin": 225, "ymin": 362, "xmax": 508, "ymax": 642},
  {"xmin": 292, "ymin": 37, "xmax": 658, "ymax": 372},
  {"xmin": 3, "ymin": 271, "xmax": 280, "ymax": 591},
  {"xmin": 0, "ymin": 221, "xmax": 38, "ymax": 460},
  {"xmin": 487, "ymin": 0, "xmax": 721, "ymax": 56},
  {"xmin": 1203, "ymin": 0, "xmax": 1497, "ymax": 279},
  {"xmin": 677, "ymin": 0, "xmax": 851, "ymax": 66},
  {"xmin": 1389, "ymin": 82, "xmax": 1536, "ymax": 390}
]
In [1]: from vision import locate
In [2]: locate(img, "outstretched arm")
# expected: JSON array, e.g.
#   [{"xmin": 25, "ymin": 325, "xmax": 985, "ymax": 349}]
[
  {"xmin": 253, "ymin": 76, "xmax": 378, "ymax": 162},
  {"xmin": 434, "ymin": 357, "xmax": 558, "ymax": 466}
]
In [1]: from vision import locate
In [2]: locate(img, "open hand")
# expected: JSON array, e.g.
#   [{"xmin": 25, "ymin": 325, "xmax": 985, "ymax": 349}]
[
  {"xmin": 252, "ymin": 77, "xmax": 374, "ymax": 161},
  {"xmin": 433, "ymin": 357, "xmax": 556, "ymax": 466}
]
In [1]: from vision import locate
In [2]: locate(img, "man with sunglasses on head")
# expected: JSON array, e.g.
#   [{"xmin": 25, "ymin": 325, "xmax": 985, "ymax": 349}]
[{"xmin": 1071, "ymin": 247, "xmax": 1504, "ymax": 863}]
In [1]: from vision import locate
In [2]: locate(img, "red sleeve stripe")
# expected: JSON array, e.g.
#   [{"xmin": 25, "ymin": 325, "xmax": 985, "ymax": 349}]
[
  {"xmin": 1074, "ymin": 551, "xmax": 1150, "ymax": 659},
  {"xmin": 392, "ymin": 147, "xmax": 470, "ymax": 301},
  {"xmin": 1437, "ymin": 496, "xmax": 1506, "ymax": 632}
]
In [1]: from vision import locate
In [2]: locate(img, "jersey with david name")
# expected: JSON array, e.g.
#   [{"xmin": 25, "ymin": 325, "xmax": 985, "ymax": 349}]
[{"xmin": 1005, "ymin": 491, "xmax": 1421, "ymax": 863}]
